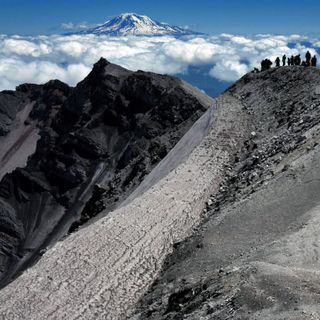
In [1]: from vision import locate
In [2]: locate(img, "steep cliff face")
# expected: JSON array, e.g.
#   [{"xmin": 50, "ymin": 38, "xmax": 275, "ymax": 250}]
[{"xmin": 0, "ymin": 58, "xmax": 210, "ymax": 287}]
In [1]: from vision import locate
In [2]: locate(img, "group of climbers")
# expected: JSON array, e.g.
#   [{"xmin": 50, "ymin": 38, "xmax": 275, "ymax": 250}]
[{"xmin": 260, "ymin": 51, "xmax": 317, "ymax": 71}]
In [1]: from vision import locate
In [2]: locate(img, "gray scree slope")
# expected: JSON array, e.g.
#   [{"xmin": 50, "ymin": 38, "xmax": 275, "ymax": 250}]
[
  {"xmin": 1, "ymin": 66, "xmax": 320, "ymax": 320},
  {"xmin": 0, "ymin": 92, "xmax": 249, "ymax": 319},
  {"xmin": 132, "ymin": 66, "xmax": 320, "ymax": 320}
]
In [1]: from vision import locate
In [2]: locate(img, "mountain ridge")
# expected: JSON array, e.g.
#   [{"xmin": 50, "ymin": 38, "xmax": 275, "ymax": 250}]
[
  {"xmin": 132, "ymin": 66, "xmax": 320, "ymax": 319},
  {"xmin": 0, "ymin": 57, "xmax": 211, "ymax": 288},
  {"xmin": 1, "ymin": 66, "xmax": 320, "ymax": 319},
  {"xmin": 70, "ymin": 13, "xmax": 202, "ymax": 36}
]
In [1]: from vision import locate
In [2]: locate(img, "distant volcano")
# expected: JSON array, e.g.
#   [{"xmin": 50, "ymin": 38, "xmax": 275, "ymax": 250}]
[{"xmin": 72, "ymin": 13, "xmax": 202, "ymax": 36}]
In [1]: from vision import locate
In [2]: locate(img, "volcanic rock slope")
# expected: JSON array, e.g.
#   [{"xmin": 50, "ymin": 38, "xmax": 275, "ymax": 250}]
[
  {"xmin": 0, "ymin": 58, "xmax": 210, "ymax": 288},
  {"xmin": 133, "ymin": 66, "xmax": 320, "ymax": 319},
  {"xmin": 0, "ymin": 66, "xmax": 320, "ymax": 320}
]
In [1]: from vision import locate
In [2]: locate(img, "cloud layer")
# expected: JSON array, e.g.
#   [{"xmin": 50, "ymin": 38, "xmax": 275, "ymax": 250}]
[{"xmin": 0, "ymin": 33, "xmax": 318, "ymax": 91}]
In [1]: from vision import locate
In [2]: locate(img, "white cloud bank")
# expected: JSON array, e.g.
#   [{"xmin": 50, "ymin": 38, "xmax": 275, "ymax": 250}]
[{"xmin": 0, "ymin": 33, "xmax": 318, "ymax": 91}]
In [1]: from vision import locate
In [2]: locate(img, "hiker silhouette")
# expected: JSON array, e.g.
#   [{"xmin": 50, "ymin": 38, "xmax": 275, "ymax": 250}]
[
  {"xmin": 261, "ymin": 59, "xmax": 273, "ymax": 71},
  {"xmin": 275, "ymin": 57, "xmax": 281, "ymax": 67},
  {"xmin": 294, "ymin": 54, "xmax": 301, "ymax": 66},
  {"xmin": 290, "ymin": 55, "xmax": 294, "ymax": 66},
  {"xmin": 306, "ymin": 51, "xmax": 312, "ymax": 66},
  {"xmin": 287, "ymin": 57, "xmax": 291, "ymax": 66},
  {"xmin": 282, "ymin": 55, "xmax": 286, "ymax": 66},
  {"xmin": 311, "ymin": 55, "xmax": 317, "ymax": 67}
]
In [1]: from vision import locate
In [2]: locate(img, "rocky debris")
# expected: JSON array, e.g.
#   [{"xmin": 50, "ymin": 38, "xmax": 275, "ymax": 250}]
[
  {"xmin": 202, "ymin": 66, "xmax": 320, "ymax": 213},
  {"xmin": 0, "ymin": 58, "xmax": 210, "ymax": 288},
  {"xmin": 132, "ymin": 66, "xmax": 320, "ymax": 319}
]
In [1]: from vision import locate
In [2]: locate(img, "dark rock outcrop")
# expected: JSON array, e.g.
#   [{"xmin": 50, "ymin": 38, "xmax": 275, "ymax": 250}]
[
  {"xmin": 0, "ymin": 90, "xmax": 29, "ymax": 136},
  {"xmin": 0, "ymin": 58, "xmax": 210, "ymax": 287}
]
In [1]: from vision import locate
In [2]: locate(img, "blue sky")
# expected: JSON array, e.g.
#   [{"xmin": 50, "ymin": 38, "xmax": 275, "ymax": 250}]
[
  {"xmin": 0, "ymin": 0, "xmax": 319, "ymax": 93},
  {"xmin": 1, "ymin": 0, "xmax": 320, "ymax": 35}
]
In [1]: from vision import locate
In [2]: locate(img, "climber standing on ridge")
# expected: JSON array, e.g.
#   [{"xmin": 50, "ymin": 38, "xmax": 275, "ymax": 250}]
[
  {"xmin": 306, "ymin": 51, "xmax": 312, "ymax": 66},
  {"xmin": 282, "ymin": 55, "xmax": 286, "ymax": 66},
  {"xmin": 311, "ymin": 55, "xmax": 317, "ymax": 67},
  {"xmin": 294, "ymin": 54, "xmax": 301, "ymax": 66},
  {"xmin": 261, "ymin": 59, "xmax": 273, "ymax": 71},
  {"xmin": 258, "ymin": 52, "xmax": 317, "ymax": 71}
]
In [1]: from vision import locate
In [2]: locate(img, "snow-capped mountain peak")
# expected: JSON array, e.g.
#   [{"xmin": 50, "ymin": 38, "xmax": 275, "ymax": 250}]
[{"xmin": 75, "ymin": 13, "xmax": 201, "ymax": 36}]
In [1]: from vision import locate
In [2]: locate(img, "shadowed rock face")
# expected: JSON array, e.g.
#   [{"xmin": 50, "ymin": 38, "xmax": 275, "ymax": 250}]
[
  {"xmin": 0, "ymin": 58, "xmax": 209, "ymax": 287},
  {"xmin": 0, "ymin": 91, "xmax": 29, "ymax": 136}
]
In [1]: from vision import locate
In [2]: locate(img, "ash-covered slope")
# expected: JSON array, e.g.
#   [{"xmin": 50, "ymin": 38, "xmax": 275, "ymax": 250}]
[
  {"xmin": 1, "ymin": 66, "xmax": 320, "ymax": 320},
  {"xmin": 0, "ymin": 58, "xmax": 210, "ymax": 288},
  {"xmin": 133, "ymin": 66, "xmax": 320, "ymax": 319}
]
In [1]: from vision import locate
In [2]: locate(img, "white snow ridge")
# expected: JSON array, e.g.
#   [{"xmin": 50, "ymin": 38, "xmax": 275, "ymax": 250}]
[{"xmin": 74, "ymin": 13, "xmax": 202, "ymax": 36}]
